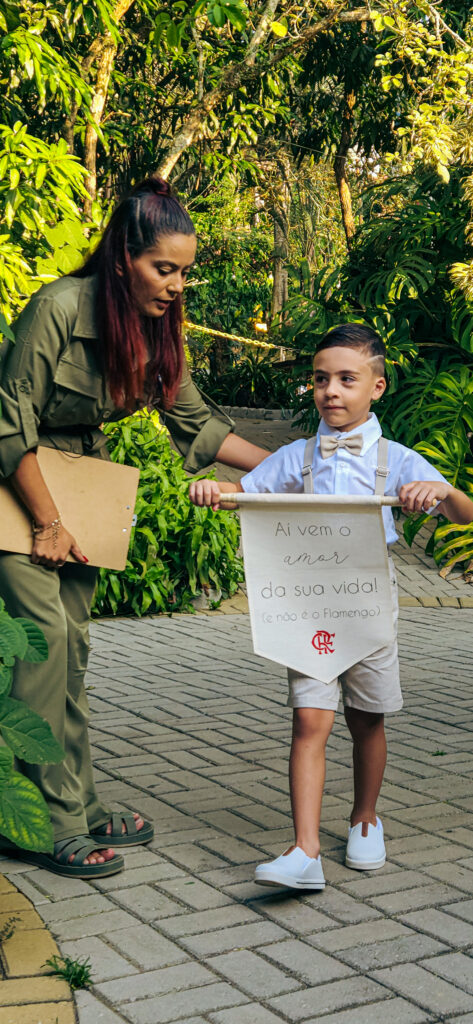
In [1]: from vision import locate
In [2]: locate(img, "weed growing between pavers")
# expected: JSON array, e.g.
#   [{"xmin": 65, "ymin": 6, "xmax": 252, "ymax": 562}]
[{"xmin": 44, "ymin": 953, "xmax": 93, "ymax": 990}]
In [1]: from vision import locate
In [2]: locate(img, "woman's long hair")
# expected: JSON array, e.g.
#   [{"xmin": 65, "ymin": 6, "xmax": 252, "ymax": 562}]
[{"xmin": 73, "ymin": 178, "xmax": 195, "ymax": 411}]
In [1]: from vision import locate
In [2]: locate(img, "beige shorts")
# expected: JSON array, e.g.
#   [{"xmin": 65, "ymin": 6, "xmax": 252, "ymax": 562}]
[{"xmin": 287, "ymin": 558, "xmax": 402, "ymax": 715}]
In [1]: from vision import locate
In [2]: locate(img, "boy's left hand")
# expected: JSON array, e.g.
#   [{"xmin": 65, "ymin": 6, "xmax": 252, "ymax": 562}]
[
  {"xmin": 399, "ymin": 480, "xmax": 451, "ymax": 514},
  {"xmin": 189, "ymin": 479, "xmax": 222, "ymax": 509}
]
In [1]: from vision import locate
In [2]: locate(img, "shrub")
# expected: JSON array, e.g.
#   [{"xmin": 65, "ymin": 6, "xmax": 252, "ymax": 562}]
[
  {"xmin": 193, "ymin": 350, "xmax": 294, "ymax": 409},
  {"xmin": 0, "ymin": 602, "xmax": 63, "ymax": 851},
  {"xmin": 281, "ymin": 167, "xmax": 473, "ymax": 573},
  {"xmin": 93, "ymin": 411, "xmax": 244, "ymax": 617}
]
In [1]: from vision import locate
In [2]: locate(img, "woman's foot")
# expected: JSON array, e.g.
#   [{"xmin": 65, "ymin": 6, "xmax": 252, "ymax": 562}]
[
  {"xmin": 74, "ymin": 845, "xmax": 116, "ymax": 866},
  {"xmin": 105, "ymin": 812, "xmax": 143, "ymax": 836},
  {"xmin": 89, "ymin": 811, "xmax": 154, "ymax": 847},
  {"xmin": 0, "ymin": 836, "xmax": 124, "ymax": 878}
]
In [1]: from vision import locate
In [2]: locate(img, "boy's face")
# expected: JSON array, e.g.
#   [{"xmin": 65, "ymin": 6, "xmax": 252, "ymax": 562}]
[{"xmin": 313, "ymin": 345, "xmax": 386, "ymax": 433}]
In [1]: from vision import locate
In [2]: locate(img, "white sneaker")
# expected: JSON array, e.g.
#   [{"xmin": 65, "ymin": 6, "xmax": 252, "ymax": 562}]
[
  {"xmin": 345, "ymin": 816, "xmax": 386, "ymax": 870},
  {"xmin": 254, "ymin": 847, "xmax": 325, "ymax": 890}
]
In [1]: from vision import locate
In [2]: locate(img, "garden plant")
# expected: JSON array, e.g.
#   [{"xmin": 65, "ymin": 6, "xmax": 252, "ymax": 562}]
[
  {"xmin": 93, "ymin": 410, "xmax": 244, "ymax": 617},
  {"xmin": 0, "ymin": 603, "xmax": 63, "ymax": 851}
]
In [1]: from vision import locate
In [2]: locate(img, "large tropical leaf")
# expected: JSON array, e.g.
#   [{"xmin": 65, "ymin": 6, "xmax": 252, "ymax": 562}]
[
  {"xmin": 0, "ymin": 772, "xmax": 53, "ymax": 852},
  {"xmin": 0, "ymin": 697, "xmax": 64, "ymax": 764},
  {"xmin": 14, "ymin": 619, "xmax": 48, "ymax": 663},
  {"xmin": 0, "ymin": 611, "xmax": 28, "ymax": 666}
]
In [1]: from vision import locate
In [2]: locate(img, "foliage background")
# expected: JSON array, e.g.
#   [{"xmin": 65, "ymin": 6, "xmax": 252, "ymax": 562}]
[
  {"xmin": 93, "ymin": 412, "xmax": 244, "ymax": 616},
  {"xmin": 1, "ymin": 0, "xmax": 473, "ymax": 575}
]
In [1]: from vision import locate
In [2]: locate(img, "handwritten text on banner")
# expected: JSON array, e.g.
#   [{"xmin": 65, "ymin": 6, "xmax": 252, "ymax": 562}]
[{"xmin": 239, "ymin": 499, "xmax": 395, "ymax": 681}]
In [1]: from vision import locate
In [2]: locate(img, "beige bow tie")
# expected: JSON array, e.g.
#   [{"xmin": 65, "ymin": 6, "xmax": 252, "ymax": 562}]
[{"xmin": 319, "ymin": 434, "xmax": 363, "ymax": 459}]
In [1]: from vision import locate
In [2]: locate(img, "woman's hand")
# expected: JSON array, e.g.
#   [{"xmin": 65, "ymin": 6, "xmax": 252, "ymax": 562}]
[
  {"xmin": 31, "ymin": 524, "xmax": 88, "ymax": 568},
  {"xmin": 399, "ymin": 480, "xmax": 451, "ymax": 514}
]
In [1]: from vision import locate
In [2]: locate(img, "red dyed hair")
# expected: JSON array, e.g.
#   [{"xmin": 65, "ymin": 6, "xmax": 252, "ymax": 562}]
[{"xmin": 73, "ymin": 178, "xmax": 195, "ymax": 411}]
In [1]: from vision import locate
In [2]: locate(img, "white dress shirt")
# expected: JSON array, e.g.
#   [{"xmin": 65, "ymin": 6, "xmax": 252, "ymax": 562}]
[{"xmin": 241, "ymin": 412, "xmax": 448, "ymax": 545}]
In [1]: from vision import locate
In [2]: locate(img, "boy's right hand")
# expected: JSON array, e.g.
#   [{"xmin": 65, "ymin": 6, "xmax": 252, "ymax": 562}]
[{"xmin": 189, "ymin": 479, "xmax": 222, "ymax": 509}]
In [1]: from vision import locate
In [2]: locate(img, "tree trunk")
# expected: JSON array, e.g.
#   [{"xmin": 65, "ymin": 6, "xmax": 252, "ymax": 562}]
[
  {"xmin": 82, "ymin": 0, "xmax": 136, "ymax": 217},
  {"xmin": 270, "ymin": 193, "xmax": 290, "ymax": 323},
  {"xmin": 333, "ymin": 86, "xmax": 356, "ymax": 248},
  {"xmin": 157, "ymin": 7, "xmax": 374, "ymax": 179}
]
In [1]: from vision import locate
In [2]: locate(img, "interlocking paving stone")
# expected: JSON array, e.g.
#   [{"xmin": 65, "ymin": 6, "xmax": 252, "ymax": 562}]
[
  {"xmin": 96, "ymin": 960, "xmax": 217, "ymax": 1003},
  {"xmin": 206, "ymin": 948, "xmax": 302, "ymax": 997},
  {"xmin": 180, "ymin": 920, "xmax": 289, "ymax": 956},
  {"xmin": 334, "ymin": 932, "xmax": 447, "ymax": 970},
  {"xmin": 399, "ymin": 907, "xmax": 473, "ymax": 947},
  {"xmin": 4, "ymin": 601, "xmax": 473, "ymax": 1024},
  {"xmin": 116, "ymin": 982, "xmax": 249, "ymax": 1023},
  {"xmin": 419, "ymin": 951, "xmax": 473, "ymax": 994},
  {"xmin": 268, "ymin": 976, "xmax": 390, "ymax": 1020},
  {"xmin": 371, "ymin": 963, "xmax": 473, "ymax": 1015},
  {"xmin": 208, "ymin": 1006, "xmax": 288, "ymax": 1023},
  {"xmin": 106, "ymin": 924, "xmax": 189, "ymax": 970},
  {"xmin": 73, "ymin": 992, "xmax": 129, "ymax": 1023},
  {"xmin": 60, "ymin": 937, "xmax": 138, "ymax": 983},
  {"xmin": 311, "ymin": 918, "xmax": 409, "ymax": 953},
  {"xmin": 301, "ymin": 999, "xmax": 431, "ymax": 1024},
  {"xmin": 257, "ymin": 939, "xmax": 354, "ymax": 984},
  {"xmin": 441, "ymin": 899, "xmax": 473, "ymax": 925}
]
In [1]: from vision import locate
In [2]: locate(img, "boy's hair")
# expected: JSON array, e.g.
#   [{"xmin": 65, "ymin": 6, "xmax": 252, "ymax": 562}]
[{"xmin": 315, "ymin": 323, "xmax": 386, "ymax": 377}]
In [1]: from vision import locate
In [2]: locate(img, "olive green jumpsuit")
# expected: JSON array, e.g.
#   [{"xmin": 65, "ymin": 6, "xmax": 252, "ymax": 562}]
[{"xmin": 0, "ymin": 275, "xmax": 233, "ymax": 841}]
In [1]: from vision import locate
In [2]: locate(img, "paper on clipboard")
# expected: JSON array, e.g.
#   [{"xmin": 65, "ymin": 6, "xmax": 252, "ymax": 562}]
[{"xmin": 0, "ymin": 447, "xmax": 139, "ymax": 571}]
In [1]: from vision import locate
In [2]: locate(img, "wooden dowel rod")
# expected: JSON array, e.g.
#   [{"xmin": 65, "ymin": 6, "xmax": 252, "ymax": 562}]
[{"xmin": 218, "ymin": 493, "xmax": 402, "ymax": 507}]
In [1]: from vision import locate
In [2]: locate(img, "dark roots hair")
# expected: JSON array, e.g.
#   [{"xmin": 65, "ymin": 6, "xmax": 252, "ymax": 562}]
[{"xmin": 74, "ymin": 177, "xmax": 196, "ymax": 411}]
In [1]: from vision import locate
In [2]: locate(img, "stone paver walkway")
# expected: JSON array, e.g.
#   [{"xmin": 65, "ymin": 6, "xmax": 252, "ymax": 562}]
[{"xmin": 2, "ymin": 605, "xmax": 473, "ymax": 1024}]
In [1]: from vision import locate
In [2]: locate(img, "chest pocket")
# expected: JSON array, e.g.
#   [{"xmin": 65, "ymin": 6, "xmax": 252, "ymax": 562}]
[{"xmin": 44, "ymin": 357, "xmax": 106, "ymax": 427}]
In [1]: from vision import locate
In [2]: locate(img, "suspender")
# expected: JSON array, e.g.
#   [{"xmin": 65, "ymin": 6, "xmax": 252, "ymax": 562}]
[
  {"xmin": 302, "ymin": 434, "xmax": 389, "ymax": 496},
  {"xmin": 374, "ymin": 436, "xmax": 389, "ymax": 496},
  {"xmin": 301, "ymin": 435, "xmax": 317, "ymax": 494}
]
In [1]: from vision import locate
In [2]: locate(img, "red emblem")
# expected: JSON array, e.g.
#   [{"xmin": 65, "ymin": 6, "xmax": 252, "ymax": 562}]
[{"xmin": 311, "ymin": 631, "xmax": 335, "ymax": 654}]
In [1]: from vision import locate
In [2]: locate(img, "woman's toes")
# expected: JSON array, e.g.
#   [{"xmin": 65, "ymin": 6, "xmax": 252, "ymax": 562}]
[{"xmin": 66, "ymin": 847, "xmax": 115, "ymax": 866}]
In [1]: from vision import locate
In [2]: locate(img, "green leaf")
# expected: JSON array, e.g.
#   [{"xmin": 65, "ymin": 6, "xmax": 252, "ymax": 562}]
[
  {"xmin": 0, "ymin": 664, "xmax": 13, "ymax": 697},
  {"xmin": 0, "ymin": 746, "xmax": 13, "ymax": 789},
  {"xmin": 0, "ymin": 697, "xmax": 64, "ymax": 764},
  {"xmin": 0, "ymin": 771, "xmax": 53, "ymax": 852},
  {"xmin": 210, "ymin": 4, "xmax": 226, "ymax": 27},
  {"xmin": 0, "ymin": 612, "xmax": 28, "ymax": 665},
  {"xmin": 270, "ymin": 20, "xmax": 287, "ymax": 36},
  {"xmin": 166, "ymin": 20, "xmax": 179, "ymax": 47},
  {"xmin": 13, "ymin": 619, "xmax": 48, "ymax": 663}
]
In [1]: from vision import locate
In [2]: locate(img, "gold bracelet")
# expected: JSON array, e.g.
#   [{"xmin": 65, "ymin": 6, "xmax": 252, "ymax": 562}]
[{"xmin": 32, "ymin": 517, "xmax": 62, "ymax": 548}]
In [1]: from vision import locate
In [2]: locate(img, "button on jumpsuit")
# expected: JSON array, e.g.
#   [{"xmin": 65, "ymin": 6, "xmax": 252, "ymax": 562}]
[{"xmin": 0, "ymin": 275, "xmax": 234, "ymax": 841}]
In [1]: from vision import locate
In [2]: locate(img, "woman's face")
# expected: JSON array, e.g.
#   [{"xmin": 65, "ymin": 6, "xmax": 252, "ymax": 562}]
[{"xmin": 129, "ymin": 233, "xmax": 197, "ymax": 318}]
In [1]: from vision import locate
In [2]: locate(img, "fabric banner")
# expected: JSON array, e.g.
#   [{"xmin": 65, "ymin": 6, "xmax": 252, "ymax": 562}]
[{"xmin": 238, "ymin": 495, "xmax": 395, "ymax": 681}]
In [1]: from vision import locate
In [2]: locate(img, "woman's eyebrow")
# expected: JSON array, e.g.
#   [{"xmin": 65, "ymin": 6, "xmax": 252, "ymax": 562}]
[{"xmin": 154, "ymin": 260, "xmax": 194, "ymax": 270}]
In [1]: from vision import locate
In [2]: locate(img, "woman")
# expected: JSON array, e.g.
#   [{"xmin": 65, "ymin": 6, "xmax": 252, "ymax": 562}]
[{"xmin": 0, "ymin": 177, "xmax": 268, "ymax": 878}]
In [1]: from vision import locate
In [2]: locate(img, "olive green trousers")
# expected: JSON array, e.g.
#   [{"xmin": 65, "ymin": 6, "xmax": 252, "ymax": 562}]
[{"xmin": 0, "ymin": 554, "xmax": 111, "ymax": 841}]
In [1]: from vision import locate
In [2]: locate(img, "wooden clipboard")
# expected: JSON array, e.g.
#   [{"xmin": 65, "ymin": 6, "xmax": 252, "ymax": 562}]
[{"xmin": 0, "ymin": 447, "xmax": 140, "ymax": 570}]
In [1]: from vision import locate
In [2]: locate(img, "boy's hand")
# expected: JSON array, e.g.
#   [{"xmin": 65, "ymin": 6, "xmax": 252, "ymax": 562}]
[
  {"xmin": 399, "ymin": 480, "xmax": 452, "ymax": 514},
  {"xmin": 189, "ymin": 479, "xmax": 222, "ymax": 509}
]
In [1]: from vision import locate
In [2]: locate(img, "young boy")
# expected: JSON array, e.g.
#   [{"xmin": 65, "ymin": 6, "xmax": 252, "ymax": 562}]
[{"xmin": 189, "ymin": 324, "xmax": 473, "ymax": 890}]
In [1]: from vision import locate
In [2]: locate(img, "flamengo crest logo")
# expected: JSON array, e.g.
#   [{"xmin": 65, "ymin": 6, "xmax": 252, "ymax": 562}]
[{"xmin": 311, "ymin": 631, "xmax": 335, "ymax": 655}]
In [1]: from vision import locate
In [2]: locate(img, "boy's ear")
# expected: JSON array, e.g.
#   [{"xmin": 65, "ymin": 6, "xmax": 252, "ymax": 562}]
[{"xmin": 372, "ymin": 375, "xmax": 387, "ymax": 402}]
